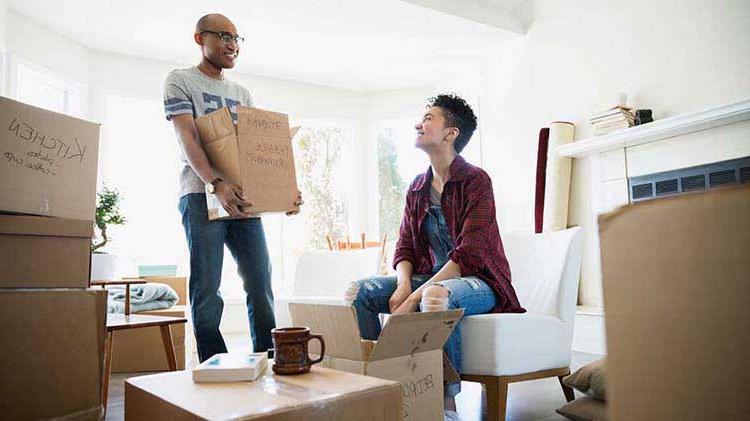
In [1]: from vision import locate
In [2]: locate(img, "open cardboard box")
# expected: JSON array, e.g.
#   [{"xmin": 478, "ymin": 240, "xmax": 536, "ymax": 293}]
[
  {"xmin": 0, "ymin": 96, "xmax": 100, "ymax": 220},
  {"xmin": 195, "ymin": 106, "xmax": 300, "ymax": 220},
  {"xmin": 290, "ymin": 302, "xmax": 462, "ymax": 421}
]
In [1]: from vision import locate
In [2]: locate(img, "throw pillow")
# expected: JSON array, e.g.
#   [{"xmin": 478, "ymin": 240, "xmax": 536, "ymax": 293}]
[
  {"xmin": 556, "ymin": 396, "xmax": 608, "ymax": 421},
  {"xmin": 563, "ymin": 358, "xmax": 606, "ymax": 400}
]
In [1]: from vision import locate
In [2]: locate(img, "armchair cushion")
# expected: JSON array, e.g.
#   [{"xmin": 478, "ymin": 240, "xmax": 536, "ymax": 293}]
[{"xmin": 461, "ymin": 312, "xmax": 572, "ymax": 377}]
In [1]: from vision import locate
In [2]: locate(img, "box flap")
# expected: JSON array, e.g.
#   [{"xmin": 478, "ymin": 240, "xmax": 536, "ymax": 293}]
[
  {"xmin": 289, "ymin": 302, "xmax": 365, "ymax": 361},
  {"xmin": 0, "ymin": 214, "xmax": 93, "ymax": 237},
  {"xmin": 369, "ymin": 309, "xmax": 463, "ymax": 361},
  {"xmin": 195, "ymin": 107, "xmax": 235, "ymax": 146},
  {"xmin": 195, "ymin": 107, "xmax": 242, "ymax": 185}
]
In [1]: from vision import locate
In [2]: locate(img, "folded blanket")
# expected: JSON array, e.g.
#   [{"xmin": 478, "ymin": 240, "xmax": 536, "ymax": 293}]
[{"xmin": 107, "ymin": 282, "xmax": 179, "ymax": 314}]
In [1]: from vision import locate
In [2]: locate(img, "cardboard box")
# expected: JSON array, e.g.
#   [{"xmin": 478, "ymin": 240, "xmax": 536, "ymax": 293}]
[
  {"xmin": 0, "ymin": 214, "xmax": 92, "ymax": 288},
  {"xmin": 111, "ymin": 305, "xmax": 187, "ymax": 373},
  {"xmin": 600, "ymin": 186, "xmax": 750, "ymax": 421},
  {"xmin": 0, "ymin": 96, "xmax": 100, "ymax": 220},
  {"xmin": 290, "ymin": 303, "xmax": 462, "ymax": 421},
  {"xmin": 195, "ymin": 106, "xmax": 300, "ymax": 220},
  {"xmin": 124, "ymin": 365, "xmax": 402, "ymax": 420},
  {"xmin": 0, "ymin": 289, "xmax": 107, "ymax": 420}
]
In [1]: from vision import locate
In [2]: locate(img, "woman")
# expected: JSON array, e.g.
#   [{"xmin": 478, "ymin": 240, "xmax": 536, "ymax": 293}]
[{"xmin": 351, "ymin": 94, "xmax": 525, "ymax": 417}]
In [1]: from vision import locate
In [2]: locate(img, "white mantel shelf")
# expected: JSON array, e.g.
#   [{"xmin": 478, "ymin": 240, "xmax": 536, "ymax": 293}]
[{"xmin": 557, "ymin": 99, "xmax": 750, "ymax": 158}]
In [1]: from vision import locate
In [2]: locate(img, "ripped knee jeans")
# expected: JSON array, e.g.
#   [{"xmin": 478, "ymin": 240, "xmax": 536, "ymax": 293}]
[{"xmin": 351, "ymin": 274, "xmax": 495, "ymax": 397}]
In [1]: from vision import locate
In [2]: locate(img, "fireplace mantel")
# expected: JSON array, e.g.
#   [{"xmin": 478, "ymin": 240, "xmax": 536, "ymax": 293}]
[
  {"xmin": 553, "ymin": 99, "xmax": 750, "ymax": 314},
  {"xmin": 557, "ymin": 99, "xmax": 750, "ymax": 158}
]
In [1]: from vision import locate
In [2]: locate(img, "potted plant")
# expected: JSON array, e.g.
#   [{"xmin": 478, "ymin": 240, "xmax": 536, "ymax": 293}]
[{"xmin": 90, "ymin": 186, "xmax": 126, "ymax": 281}]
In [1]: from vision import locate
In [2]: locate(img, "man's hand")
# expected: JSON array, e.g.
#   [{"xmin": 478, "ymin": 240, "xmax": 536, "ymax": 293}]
[
  {"xmin": 286, "ymin": 190, "xmax": 304, "ymax": 216},
  {"xmin": 215, "ymin": 181, "xmax": 252, "ymax": 218},
  {"xmin": 389, "ymin": 282, "xmax": 412, "ymax": 312}
]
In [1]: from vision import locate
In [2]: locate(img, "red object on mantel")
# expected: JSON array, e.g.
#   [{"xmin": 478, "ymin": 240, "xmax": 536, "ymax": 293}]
[{"xmin": 534, "ymin": 128, "xmax": 550, "ymax": 233}]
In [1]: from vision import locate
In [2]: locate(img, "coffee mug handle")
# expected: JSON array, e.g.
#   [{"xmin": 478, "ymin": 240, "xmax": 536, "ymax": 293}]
[{"xmin": 307, "ymin": 334, "xmax": 325, "ymax": 364}]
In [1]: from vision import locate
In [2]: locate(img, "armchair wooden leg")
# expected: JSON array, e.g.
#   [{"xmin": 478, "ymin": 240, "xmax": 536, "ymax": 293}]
[
  {"xmin": 159, "ymin": 325, "xmax": 178, "ymax": 371},
  {"xmin": 463, "ymin": 375, "xmax": 508, "ymax": 421},
  {"xmin": 101, "ymin": 330, "xmax": 114, "ymax": 413},
  {"xmin": 558, "ymin": 375, "xmax": 575, "ymax": 402}
]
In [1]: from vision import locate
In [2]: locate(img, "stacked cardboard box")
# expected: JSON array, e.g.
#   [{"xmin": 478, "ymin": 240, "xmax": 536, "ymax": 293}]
[{"xmin": 0, "ymin": 96, "xmax": 105, "ymax": 420}]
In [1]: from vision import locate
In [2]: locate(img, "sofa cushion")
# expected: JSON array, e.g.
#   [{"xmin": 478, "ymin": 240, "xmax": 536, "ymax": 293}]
[{"xmin": 461, "ymin": 312, "xmax": 572, "ymax": 376}]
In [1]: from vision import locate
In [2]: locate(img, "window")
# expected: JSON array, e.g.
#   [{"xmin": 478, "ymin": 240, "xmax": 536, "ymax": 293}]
[
  {"xmin": 9, "ymin": 54, "xmax": 86, "ymax": 117},
  {"xmin": 277, "ymin": 120, "xmax": 353, "ymax": 295}
]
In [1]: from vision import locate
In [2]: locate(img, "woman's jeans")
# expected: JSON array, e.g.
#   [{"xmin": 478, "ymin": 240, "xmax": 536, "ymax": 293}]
[
  {"xmin": 352, "ymin": 274, "xmax": 496, "ymax": 397},
  {"xmin": 179, "ymin": 193, "xmax": 275, "ymax": 362}
]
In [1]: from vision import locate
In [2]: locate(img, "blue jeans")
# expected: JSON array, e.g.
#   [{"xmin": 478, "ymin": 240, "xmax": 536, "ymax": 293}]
[
  {"xmin": 352, "ymin": 274, "xmax": 496, "ymax": 397},
  {"xmin": 179, "ymin": 193, "xmax": 275, "ymax": 362}
]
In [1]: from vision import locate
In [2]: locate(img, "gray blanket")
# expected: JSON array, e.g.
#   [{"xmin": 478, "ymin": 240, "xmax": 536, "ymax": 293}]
[{"xmin": 107, "ymin": 282, "xmax": 179, "ymax": 314}]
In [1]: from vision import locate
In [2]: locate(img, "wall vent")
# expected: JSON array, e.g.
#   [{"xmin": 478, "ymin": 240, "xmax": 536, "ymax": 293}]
[{"xmin": 629, "ymin": 156, "xmax": 749, "ymax": 203}]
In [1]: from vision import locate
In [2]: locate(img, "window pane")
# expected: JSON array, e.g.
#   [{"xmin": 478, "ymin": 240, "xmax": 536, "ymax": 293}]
[{"xmin": 16, "ymin": 67, "xmax": 67, "ymax": 113}]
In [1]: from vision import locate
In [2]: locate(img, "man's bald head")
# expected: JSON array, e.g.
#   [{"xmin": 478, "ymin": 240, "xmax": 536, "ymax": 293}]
[{"xmin": 195, "ymin": 13, "xmax": 235, "ymax": 33}]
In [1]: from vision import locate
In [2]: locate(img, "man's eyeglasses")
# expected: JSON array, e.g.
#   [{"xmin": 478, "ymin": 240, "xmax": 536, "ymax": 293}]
[{"xmin": 200, "ymin": 30, "xmax": 244, "ymax": 45}]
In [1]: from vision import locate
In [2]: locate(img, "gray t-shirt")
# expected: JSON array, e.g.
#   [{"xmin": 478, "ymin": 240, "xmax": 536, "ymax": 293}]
[{"xmin": 163, "ymin": 67, "xmax": 253, "ymax": 198}]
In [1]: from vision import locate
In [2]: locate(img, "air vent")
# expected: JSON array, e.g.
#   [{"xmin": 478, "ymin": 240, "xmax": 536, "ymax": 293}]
[
  {"xmin": 708, "ymin": 169, "xmax": 737, "ymax": 186},
  {"xmin": 681, "ymin": 174, "xmax": 706, "ymax": 191},
  {"xmin": 629, "ymin": 156, "xmax": 749, "ymax": 203},
  {"xmin": 655, "ymin": 179, "xmax": 678, "ymax": 196},
  {"xmin": 632, "ymin": 183, "xmax": 653, "ymax": 200},
  {"xmin": 741, "ymin": 167, "xmax": 750, "ymax": 184}
]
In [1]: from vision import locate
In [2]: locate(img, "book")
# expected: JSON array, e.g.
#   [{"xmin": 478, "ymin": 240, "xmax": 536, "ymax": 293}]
[
  {"xmin": 192, "ymin": 352, "xmax": 268, "ymax": 383},
  {"xmin": 590, "ymin": 106, "xmax": 634, "ymax": 120}
]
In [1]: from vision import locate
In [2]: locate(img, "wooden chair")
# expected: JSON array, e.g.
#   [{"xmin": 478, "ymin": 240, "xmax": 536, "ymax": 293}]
[{"xmin": 91, "ymin": 279, "xmax": 187, "ymax": 414}]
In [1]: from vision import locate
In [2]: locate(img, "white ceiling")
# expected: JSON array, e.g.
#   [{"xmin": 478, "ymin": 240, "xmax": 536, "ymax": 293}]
[{"xmin": 8, "ymin": 0, "xmax": 528, "ymax": 91}]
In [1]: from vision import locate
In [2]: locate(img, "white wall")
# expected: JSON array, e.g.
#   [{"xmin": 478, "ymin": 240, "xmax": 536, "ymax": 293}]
[
  {"xmin": 480, "ymin": 0, "xmax": 750, "ymax": 307},
  {"xmin": 0, "ymin": 0, "xmax": 8, "ymax": 95}
]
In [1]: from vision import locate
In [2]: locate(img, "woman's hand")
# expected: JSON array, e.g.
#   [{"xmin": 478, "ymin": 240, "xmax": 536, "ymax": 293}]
[
  {"xmin": 389, "ymin": 282, "xmax": 412, "ymax": 312},
  {"xmin": 392, "ymin": 289, "xmax": 422, "ymax": 314}
]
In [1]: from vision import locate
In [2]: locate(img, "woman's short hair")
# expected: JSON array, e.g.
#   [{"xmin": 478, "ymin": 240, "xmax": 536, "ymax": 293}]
[{"xmin": 427, "ymin": 94, "xmax": 477, "ymax": 154}]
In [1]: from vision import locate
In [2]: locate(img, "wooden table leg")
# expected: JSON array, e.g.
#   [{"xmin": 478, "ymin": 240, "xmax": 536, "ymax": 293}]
[
  {"xmin": 160, "ymin": 324, "xmax": 178, "ymax": 371},
  {"xmin": 102, "ymin": 330, "xmax": 114, "ymax": 413},
  {"xmin": 558, "ymin": 375, "xmax": 576, "ymax": 402},
  {"xmin": 124, "ymin": 284, "xmax": 131, "ymax": 315}
]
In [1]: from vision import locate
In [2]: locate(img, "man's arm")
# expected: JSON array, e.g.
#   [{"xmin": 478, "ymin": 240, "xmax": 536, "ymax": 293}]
[
  {"xmin": 170, "ymin": 114, "xmax": 215, "ymax": 184},
  {"xmin": 170, "ymin": 114, "xmax": 251, "ymax": 217}
]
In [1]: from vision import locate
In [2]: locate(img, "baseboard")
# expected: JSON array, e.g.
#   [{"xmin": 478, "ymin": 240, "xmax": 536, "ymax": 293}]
[{"xmin": 573, "ymin": 306, "xmax": 607, "ymax": 355}]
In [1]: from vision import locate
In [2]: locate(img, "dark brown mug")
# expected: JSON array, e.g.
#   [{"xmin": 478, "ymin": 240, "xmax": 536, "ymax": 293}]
[{"xmin": 271, "ymin": 327, "xmax": 325, "ymax": 375}]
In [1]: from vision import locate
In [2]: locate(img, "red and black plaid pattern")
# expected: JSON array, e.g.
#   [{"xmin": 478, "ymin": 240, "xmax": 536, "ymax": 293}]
[{"xmin": 393, "ymin": 156, "xmax": 526, "ymax": 313}]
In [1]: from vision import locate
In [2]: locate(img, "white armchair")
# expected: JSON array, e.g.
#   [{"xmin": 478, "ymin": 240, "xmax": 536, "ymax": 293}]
[
  {"xmin": 274, "ymin": 248, "xmax": 382, "ymax": 327},
  {"xmin": 460, "ymin": 227, "xmax": 583, "ymax": 421}
]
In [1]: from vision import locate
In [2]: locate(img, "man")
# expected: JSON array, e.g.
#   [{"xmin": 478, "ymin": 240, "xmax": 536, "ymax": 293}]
[{"xmin": 163, "ymin": 14, "xmax": 300, "ymax": 362}]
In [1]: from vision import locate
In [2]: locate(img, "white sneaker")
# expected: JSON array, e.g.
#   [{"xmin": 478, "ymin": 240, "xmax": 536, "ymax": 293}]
[{"xmin": 444, "ymin": 410, "xmax": 461, "ymax": 421}]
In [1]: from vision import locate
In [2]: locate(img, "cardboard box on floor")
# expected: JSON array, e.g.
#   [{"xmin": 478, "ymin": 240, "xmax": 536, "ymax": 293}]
[
  {"xmin": 195, "ymin": 106, "xmax": 300, "ymax": 220},
  {"xmin": 125, "ymin": 366, "xmax": 402, "ymax": 420},
  {"xmin": 0, "ymin": 214, "xmax": 92, "ymax": 288},
  {"xmin": 111, "ymin": 305, "xmax": 187, "ymax": 373},
  {"xmin": 289, "ymin": 303, "xmax": 462, "ymax": 421},
  {"xmin": 600, "ymin": 185, "xmax": 750, "ymax": 421},
  {"xmin": 0, "ymin": 289, "xmax": 107, "ymax": 420},
  {"xmin": 0, "ymin": 96, "xmax": 100, "ymax": 220}
]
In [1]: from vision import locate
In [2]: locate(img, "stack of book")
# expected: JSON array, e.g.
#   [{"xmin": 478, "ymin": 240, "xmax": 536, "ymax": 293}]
[
  {"xmin": 192, "ymin": 352, "xmax": 269, "ymax": 383},
  {"xmin": 590, "ymin": 106, "xmax": 635, "ymax": 135}
]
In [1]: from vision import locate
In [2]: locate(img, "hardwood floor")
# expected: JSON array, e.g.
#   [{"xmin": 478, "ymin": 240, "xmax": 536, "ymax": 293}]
[{"xmin": 106, "ymin": 335, "xmax": 602, "ymax": 421}]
